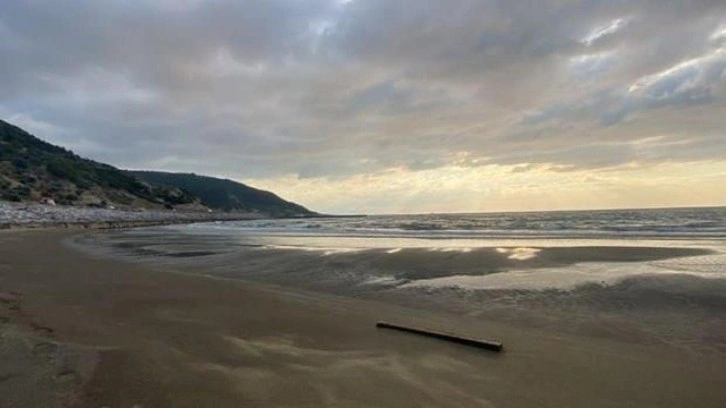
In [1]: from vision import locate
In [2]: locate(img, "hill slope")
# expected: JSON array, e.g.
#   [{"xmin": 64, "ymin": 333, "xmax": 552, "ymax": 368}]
[
  {"xmin": 0, "ymin": 119, "xmax": 198, "ymax": 208},
  {"xmin": 0, "ymin": 119, "xmax": 314, "ymax": 216},
  {"xmin": 129, "ymin": 171, "xmax": 314, "ymax": 216}
]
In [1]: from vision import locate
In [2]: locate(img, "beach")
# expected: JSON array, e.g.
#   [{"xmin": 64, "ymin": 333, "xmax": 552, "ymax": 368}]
[
  {"xmin": 1, "ymin": 229, "xmax": 726, "ymax": 407},
  {"xmin": 5, "ymin": 1, "xmax": 725, "ymax": 406}
]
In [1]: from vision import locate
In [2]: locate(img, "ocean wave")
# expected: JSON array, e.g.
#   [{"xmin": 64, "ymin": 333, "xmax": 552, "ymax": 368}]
[{"xmin": 183, "ymin": 207, "xmax": 726, "ymax": 240}]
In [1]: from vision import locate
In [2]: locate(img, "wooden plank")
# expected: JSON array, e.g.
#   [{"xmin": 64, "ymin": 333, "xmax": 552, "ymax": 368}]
[{"xmin": 376, "ymin": 321, "xmax": 503, "ymax": 352}]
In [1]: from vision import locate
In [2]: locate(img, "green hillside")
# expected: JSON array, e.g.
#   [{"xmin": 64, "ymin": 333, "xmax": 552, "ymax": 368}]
[
  {"xmin": 129, "ymin": 171, "xmax": 315, "ymax": 216},
  {"xmin": 0, "ymin": 119, "xmax": 197, "ymax": 208}
]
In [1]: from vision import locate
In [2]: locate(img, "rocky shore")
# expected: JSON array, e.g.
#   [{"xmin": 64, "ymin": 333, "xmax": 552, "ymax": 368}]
[{"xmin": 0, "ymin": 201, "xmax": 261, "ymax": 229}]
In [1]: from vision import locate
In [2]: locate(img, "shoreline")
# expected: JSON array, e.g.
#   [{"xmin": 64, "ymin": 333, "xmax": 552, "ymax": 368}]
[
  {"xmin": 1, "ymin": 230, "xmax": 725, "ymax": 407},
  {"xmin": 0, "ymin": 199, "xmax": 321, "ymax": 231},
  {"xmin": 0, "ymin": 217, "xmax": 251, "ymax": 231}
]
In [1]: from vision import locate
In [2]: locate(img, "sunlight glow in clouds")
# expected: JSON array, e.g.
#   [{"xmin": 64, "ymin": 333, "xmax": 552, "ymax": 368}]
[{"xmin": 251, "ymin": 161, "xmax": 726, "ymax": 214}]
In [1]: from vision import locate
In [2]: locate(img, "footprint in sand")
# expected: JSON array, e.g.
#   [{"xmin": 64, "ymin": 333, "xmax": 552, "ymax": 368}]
[
  {"xmin": 0, "ymin": 292, "xmax": 22, "ymax": 311},
  {"xmin": 55, "ymin": 369, "xmax": 80, "ymax": 384},
  {"xmin": 30, "ymin": 322, "xmax": 55, "ymax": 336},
  {"xmin": 32, "ymin": 341, "xmax": 59, "ymax": 358},
  {"xmin": 1, "ymin": 293, "xmax": 25, "ymax": 319},
  {"xmin": 0, "ymin": 292, "xmax": 56, "ymax": 338}
]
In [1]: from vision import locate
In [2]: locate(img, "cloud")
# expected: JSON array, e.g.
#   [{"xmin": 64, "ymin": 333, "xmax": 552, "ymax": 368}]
[
  {"xmin": 581, "ymin": 17, "xmax": 630, "ymax": 47},
  {"xmin": 1, "ymin": 0, "xmax": 725, "ymax": 212},
  {"xmin": 627, "ymin": 47, "xmax": 726, "ymax": 106},
  {"xmin": 568, "ymin": 51, "xmax": 619, "ymax": 79}
]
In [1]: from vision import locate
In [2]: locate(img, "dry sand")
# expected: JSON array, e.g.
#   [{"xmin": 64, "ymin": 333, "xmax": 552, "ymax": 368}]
[{"xmin": 1, "ymin": 230, "xmax": 725, "ymax": 407}]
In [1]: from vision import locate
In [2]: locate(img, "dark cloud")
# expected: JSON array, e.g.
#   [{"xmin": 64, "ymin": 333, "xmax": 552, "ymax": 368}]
[{"xmin": 1, "ymin": 0, "xmax": 725, "ymax": 184}]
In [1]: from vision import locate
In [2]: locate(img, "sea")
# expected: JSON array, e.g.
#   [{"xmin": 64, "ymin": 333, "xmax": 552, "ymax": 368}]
[{"xmin": 75, "ymin": 206, "xmax": 726, "ymax": 353}]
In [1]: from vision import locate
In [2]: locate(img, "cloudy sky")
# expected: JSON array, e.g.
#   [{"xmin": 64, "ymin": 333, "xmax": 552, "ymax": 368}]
[{"xmin": 2, "ymin": 0, "xmax": 725, "ymax": 214}]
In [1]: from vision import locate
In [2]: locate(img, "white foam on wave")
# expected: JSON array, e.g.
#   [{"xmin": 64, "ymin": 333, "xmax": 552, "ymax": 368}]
[
  {"xmin": 495, "ymin": 247, "xmax": 541, "ymax": 260},
  {"xmin": 402, "ymin": 258, "xmax": 726, "ymax": 291},
  {"xmin": 427, "ymin": 247, "xmax": 473, "ymax": 253},
  {"xmin": 360, "ymin": 275, "xmax": 405, "ymax": 286},
  {"xmin": 263, "ymin": 245, "xmax": 364, "ymax": 256},
  {"xmin": 386, "ymin": 248, "xmax": 403, "ymax": 254}
]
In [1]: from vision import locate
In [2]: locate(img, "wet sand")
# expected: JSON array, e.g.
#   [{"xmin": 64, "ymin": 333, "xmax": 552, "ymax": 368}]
[{"xmin": 1, "ymin": 230, "xmax": 725, "ymax": 407}]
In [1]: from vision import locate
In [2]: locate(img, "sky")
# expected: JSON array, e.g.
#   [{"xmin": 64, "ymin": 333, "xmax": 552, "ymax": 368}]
[{"xmin": 1, "ymin": 0, "xmax": 725, "ymax": 214}]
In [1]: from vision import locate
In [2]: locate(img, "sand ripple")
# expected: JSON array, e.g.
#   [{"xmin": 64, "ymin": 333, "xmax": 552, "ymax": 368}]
[
  {"xmin": 651, "ymin": 254, "xmax": 726, "ymax": 274},
  {"xmin": 188, "ymin": 335, "xmax": 497, "ymax": 407}
]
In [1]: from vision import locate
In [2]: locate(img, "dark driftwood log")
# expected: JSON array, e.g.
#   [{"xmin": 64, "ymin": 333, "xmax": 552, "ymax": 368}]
[{"xmin": 376, "ymin": 321, "xmax": 503, "ymax": 352}]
